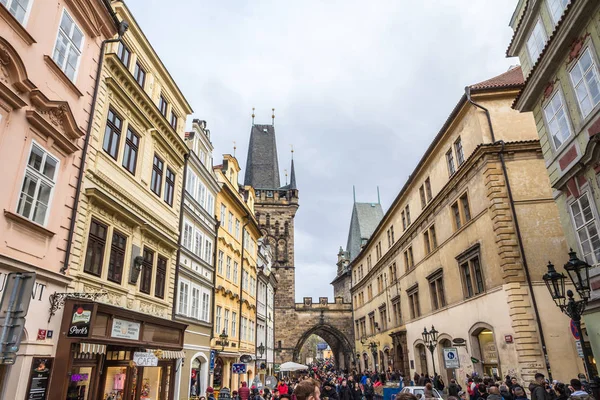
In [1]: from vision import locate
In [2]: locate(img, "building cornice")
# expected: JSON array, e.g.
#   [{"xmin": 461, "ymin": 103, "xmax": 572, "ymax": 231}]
[{"xmin": 350, "ymin": 140, "xmax": 542, "ymax": 292}]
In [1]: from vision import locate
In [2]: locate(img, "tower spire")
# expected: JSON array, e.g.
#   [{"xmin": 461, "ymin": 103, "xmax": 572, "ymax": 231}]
[
  {"xmin": 233, "ymin": 141, "xmax": 237, "ymax": 157},
  {"xmin": 272, "ymin": 108, "xmax": 275, "ymax": 126},
  {"xmin": 353, "ymin": 186, "xmax": 356, "ymax": 203},
  {"xmin": 289, "ymin": 157, "xmax": 297, "ymax": 190},
  {"xmin": 252, "ymin": 107, "xmax": 255, "ymax": 125}
]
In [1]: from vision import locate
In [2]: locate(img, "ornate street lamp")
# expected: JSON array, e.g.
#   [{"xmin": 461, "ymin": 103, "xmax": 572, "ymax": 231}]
[
  {"xmin": 543, "ymin": 251, "xmax": 599, "ymax": 400},
  {"xmin": 218, "ymin": 329, "xmax": 229, "ymax": 353},
  {"xmin": 257, "ymin": 342, "xmax": 265, "ymax": 359},
  {"xmin": 422, "ymin": 325, "xmax": 439, "ymax": 375}
]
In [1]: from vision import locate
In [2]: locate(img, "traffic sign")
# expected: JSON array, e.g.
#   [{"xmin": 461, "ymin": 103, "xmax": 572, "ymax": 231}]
[
  {"xmin": 443, "ymin": 347, "xmax": 460, "ymax": 369},
  {"xmin": 210, "ymin": 350, "xmax": 216, "ymax": 373},
  {"xmin": 575, "ymin": 341, "xmax": 584, "ymax": 358},
  {"xmin": 570, "ymin": 320, "xmax": 581, "ymax": 340}
]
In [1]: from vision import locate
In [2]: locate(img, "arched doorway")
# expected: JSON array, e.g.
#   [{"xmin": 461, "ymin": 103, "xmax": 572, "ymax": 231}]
[
  {"xmin": 384, "ymin": 348, "xmax": 392, "ymax": 371},
  {"xmin": 213, "ymin": 357, "xmax": 224, "ymax": 390},
  {"xmin": 189, "ymin": 354, "xmax": 209, "ymax": 398},
  {"xmin": 469, "ymin": 324, "xmax": 500, "ymax": 379},
  {"xmin": 415, "ymin": 343, "xmax": 428, "ymax": 376},
  {"xmin": 292, "ymin": 323, "xmax": 354, "ymax": 370}
]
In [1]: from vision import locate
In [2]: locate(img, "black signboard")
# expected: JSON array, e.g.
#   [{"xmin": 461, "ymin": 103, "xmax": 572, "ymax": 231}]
[
  {"xmin": 67, "ymin": 304, "xmax": 93, "ymax": 338},
  {"xmin": 26, "ymin": 357, "xmax": 53, "ymax": 400}
]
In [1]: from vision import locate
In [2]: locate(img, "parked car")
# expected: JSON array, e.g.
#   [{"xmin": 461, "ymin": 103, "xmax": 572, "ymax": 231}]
[{"xmin": 400, "ymin": 386, "xmax": 443, "ymax": 400}]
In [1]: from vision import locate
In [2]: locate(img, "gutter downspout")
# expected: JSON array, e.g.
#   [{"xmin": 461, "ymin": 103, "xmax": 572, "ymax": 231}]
[
  {"xmin": 465, "ymin": 86, "xmax": 553, "ymax": 380},
  {"xmin": 173, "ymin": 154, "xmax": 189, "ymax": 317},
  {"xmin": 61, "ymin": 21, "xmax": 129, "ymax": 274}
]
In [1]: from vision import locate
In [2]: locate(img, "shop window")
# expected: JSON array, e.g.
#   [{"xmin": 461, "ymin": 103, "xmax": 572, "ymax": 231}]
[
  {"xmin": 84, "ymin": 219, "xmax": 107, "ymax": 277},
  {"xmin": 67, "ymin": 366, "xmax": 93, "ymax": 400},
  {"xmin": 213, "ymin": 357, "xmax": 224, "ymax": 389},
  {"xmin": 140, "ymin": 248, "xmax": 154, "ymax": 294},
  {"xmin": 103, "ymin": 366, "xmax": 127, "ymax": 400}
]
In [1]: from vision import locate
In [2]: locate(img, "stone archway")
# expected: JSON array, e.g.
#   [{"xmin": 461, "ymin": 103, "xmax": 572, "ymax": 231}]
[{"xmin": 293, "ymin": 322, "xmax": 354, "ymax": 370}]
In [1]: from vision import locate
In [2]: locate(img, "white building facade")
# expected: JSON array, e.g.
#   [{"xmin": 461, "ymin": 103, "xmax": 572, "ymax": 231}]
[{"xmin": 175, "ymin": 120, "xmax": 220, "ymax": 399}]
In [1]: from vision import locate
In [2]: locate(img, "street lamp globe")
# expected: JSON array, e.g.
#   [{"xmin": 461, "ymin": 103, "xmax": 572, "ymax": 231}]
[
  {"xmin": 422, "ymin": 327, "xmax": 429, "ymax": 343},
  {"xmin": 219, "ymin": 329, "xmax": 229, "ymax": 352},
  {"xmin": 258, "ymin": 342, "xmax": 265, "ymax": 358},
  {"xmin": 430, "ymin": 325, "xmax": 439, "ymax": 342},
  {"xmin": 543, "ymin": 261, "xmax": 566, "ymax": 308},
  {"xmin": 564, "ymin": 249, "xmax": 591, "ymax": 300}
]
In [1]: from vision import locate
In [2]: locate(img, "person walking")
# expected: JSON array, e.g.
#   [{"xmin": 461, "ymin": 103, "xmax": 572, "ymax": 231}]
[
  {"xmin": 239, "ymin": 382, "xmax": 251, "ymax": 400},
  {"xmin": 424, "ymin": 383, "xmax": 435, "ymax": 399},
  {"xmin": 448, "ymin": 380, "xmax": 461, "ymax": 398},
  {"xmin": 529, "ymin": 374, "xmax": 549, "ymax": 400},
  {"xmin": 487, "ymin": 387, "xmax": 503, "ymax": 400},
  {"xmin": 339, "ymin": 380, "xmax": 352, "ymax": 400},
  {"xmin": 364, "ymin": 378, "xmax": 375, "ymax": 400},
  {"xmin": 568, "ymin": 379, "xmax": 591, "ymax": 400},
  {"xmin": 352, "ymin": 382, "xmax": 362, "ymax": 400}
]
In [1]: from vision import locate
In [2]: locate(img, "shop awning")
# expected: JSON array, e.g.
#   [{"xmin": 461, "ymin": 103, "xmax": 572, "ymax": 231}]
[
  {"xmin": 145, "ymin": 349, "xmax": 186, "ymax": 359},
  {"xmin": 79, "ymin": 343, "xmax": 107, "ymax": 355}
]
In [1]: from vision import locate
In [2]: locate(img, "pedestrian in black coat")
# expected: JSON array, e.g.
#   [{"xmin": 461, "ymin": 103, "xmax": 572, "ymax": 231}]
[
  {"xmin": 352, "ymin": 382, "xmax": 363, "ymax": 400},
  {"xmin": 364, "ymin": 378, "xmax": 375, "ymax": 400},
  {"xmin": 339, "ymin": 380, "xmax": 352, "ymax": 400}
]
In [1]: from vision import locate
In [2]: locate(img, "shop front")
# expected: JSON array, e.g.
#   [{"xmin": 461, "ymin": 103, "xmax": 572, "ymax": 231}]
[{"xmin": 49, "ymin": 299, "xmax": 187, "ymax": 400}]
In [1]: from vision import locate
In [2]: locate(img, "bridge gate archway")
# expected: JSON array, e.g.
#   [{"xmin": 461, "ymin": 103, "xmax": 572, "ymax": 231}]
[{"xmin": 276, "ymin": 297, "xmax": 354, "ymax": 370}]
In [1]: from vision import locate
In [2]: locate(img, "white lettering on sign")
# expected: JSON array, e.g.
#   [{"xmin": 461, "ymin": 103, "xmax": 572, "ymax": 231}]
[
  {"xmin": 69, "ymin": 326, "xmax": 88, "ymax": 336},
  {"xmin": 111, "ymin": 318, "xmax": 141, "ymax": 340},
  {"xmin": 133, "ymin": 352, "xmax": 158, "ymax": 367},
  {"xmin": 0, "ymin": 272, "xmax": 46, "ymax": 302}
]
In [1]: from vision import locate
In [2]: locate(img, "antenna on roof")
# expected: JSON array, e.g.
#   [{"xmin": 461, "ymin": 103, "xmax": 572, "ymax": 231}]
[
  {"xmin": 252, "ymin": 107, "xmax": 255, "ymax": 125},
  {"xmin": 272, "ymin": 108, "xmax": 275, "ymax": 126},
  {"xmin": 353, "ymin": 185, "xmax": 356, "ymax": 203},
  {"xmin": 377, "ymin": 186, "xmax": 381, "ymax": 204},
  {"xmin": 233, "ymin": 141, "xmax": 237, "ymax": 157}
]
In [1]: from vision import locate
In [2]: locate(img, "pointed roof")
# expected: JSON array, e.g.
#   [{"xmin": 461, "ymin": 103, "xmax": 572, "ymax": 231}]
[
  {"xmin": 289, "ymin": 159, "xmax": 297, "ymax": 190},
  {"xmin": 346, "ymin": 202, "xmax": 384, "ymax": 262},
  {"xmin": 244, "ymin": 124, "xmax": 281, "ymax": 189},
  {"xmin": 470, "ymin": 66, "xmax": 524, "ymax": 90}
]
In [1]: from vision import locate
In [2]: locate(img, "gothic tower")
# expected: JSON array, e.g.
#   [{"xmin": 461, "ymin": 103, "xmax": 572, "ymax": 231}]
[{"xmin": 244, "ymin": 120, "xmax": 299, "ymax": 360}]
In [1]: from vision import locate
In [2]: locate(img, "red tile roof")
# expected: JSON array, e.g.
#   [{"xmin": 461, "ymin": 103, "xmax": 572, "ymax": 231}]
[{"xmin": 470, "ymin": 66, "xmax": 525, "ymax": 90}]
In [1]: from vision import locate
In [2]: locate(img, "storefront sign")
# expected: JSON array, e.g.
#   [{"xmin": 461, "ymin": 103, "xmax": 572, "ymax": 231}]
[
  {"xmin": 133, "ymin": 352, "xmax": 159, "ymax": 366},
  {"xmin": 232, "ymin": 363, "xmax": 246, "ymax": 374},
  {"xmin": 210, "ymin": 350, "xmax": 216, "ymax": 372},
  {"xmin": 111, "ymin": 318, "xmax": 141, "ymax": 340},
  {"xmin": 25, "ymin": 357, "xmax": 53, "ymax": 400},
  {"xmin": 67, "ymin": 304, "xmax": 94, "ymax": 338},
  {"xmin": 37, "ymin": 329, "xmax": 46, "ymax": 340}
]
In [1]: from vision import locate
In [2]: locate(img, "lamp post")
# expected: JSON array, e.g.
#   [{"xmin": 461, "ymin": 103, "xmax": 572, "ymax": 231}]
[
  {"xmin": 422, "ymin": 325, "xmax": 439, "ymax": 376},
  {"xmin": 543, "ymin": 250, "xmax": 599, "ymax": 400},
  {"xmin": 218, "ymin": 329, "xmax": 229, "ymax": 353},
  {"xmin": 257, "ymin": 342, "xmax": 265, "ymax": 359},
  {"xmin": 368, "ymin": 341, "xmax": 379, "ymax": 372}
]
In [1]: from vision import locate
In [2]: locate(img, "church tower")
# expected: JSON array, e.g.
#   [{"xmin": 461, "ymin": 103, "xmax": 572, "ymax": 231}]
[{"xmin": 244, "ymin": 115, "xmax": 299, "ymax": 358}]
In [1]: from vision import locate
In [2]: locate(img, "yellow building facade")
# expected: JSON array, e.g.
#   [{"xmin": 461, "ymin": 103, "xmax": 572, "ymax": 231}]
[
  {"xmin": 51, "ymin": 2, "xmax": 193, "ymax": 399},
  {"xmin": 212, "ymin": 155, "xmax": 261, "ymax": 391},
  {"xmin": 351, "ymin": 68, "xmax": 583, "ymax": 385}
]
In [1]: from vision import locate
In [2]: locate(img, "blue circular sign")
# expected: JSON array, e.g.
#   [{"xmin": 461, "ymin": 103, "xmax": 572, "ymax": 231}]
[{"xmin": 447, "ymin": 352, "xmax": 455, "ymax": 359}]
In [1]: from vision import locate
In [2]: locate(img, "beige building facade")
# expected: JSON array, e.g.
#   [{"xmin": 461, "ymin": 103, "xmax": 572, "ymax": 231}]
[
  {"xmin": 507, "ymin": 0, "xmax": 600, "ymax": 374},
  {"xmin": 49, "ymin": 2, "xmax": 193, "ymax": 399},
  {"xmin": 0, "ymin": 0, "xmax": 116, "ymax": 398},
  {"xmin": 351, "ymin": 67, "xmax": 583, "ymax": 384}
]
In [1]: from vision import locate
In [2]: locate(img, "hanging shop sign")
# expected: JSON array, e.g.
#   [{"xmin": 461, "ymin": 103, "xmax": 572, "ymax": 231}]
[
  {"xmin": 210, "ymin": 350, "xmax": 216, "ymax": 373},
  {"xmin": 67, "ymin": 304, "xmax": 94, "ymax": 338},
  {"xmin": 111, "ymin": 318, "xmax": 141, "ymax": 340},
  {"xmin": 133, "ymin": 352, "xmax": 159, "ymax": 367},
  {"xmin": 25, "ymin": 357, "xmax": 53, "ymax": 400},
  {"xmin": 232, "ymin": 363, "xmax": 247, "ymax": 374}
]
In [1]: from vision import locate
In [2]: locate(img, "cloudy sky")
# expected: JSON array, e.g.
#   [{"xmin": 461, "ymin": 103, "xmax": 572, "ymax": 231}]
[{"xmin": 128, "ymin": 0, "xmax": 518, "ymax": 302}]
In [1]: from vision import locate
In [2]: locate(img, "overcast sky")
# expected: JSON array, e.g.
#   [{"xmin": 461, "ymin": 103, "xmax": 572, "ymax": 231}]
[{"xmin": 128, "ymin": 0, "xmax": 518, "ymax": 302}]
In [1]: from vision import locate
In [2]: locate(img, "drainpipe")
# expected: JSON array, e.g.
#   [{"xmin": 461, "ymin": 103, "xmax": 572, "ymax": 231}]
[
  {"xmin": 172, "ymin": 154, "xmax": 189, "ymax": 317},
  {"xmin": 61, "ymin": 21, "xmax": 129, "ymax": 274},
  {"xmin": 465, "ymin": 87, "xmax": 553, "ymax": 380}
]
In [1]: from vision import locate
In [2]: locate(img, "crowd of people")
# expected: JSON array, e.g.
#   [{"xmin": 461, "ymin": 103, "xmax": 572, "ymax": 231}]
[{"xmin": 199, "ymin": 361, "xmax": 597, "ymax": 400}]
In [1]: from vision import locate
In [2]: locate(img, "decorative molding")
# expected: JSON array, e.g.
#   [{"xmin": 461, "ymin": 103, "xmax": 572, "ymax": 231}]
[
  {"xmin": 567, "ymin": 32, "xmax": 591, "ymax": 64},
  {"xmin": 3, "ymin": 209, "xmax": 56, "ymax": 237},
  {"xmin": 0, "ymin": 37, "xmax": 35, "ymax": 93},
  {"xmin": 48, "ymin": 289, "xmax": 107, "ymax": 322},
  {"xmin": 542, "ymin": 79, "xmax": 558, "ymax": 101},
  {"xmin": 65, "ymin": 0, "xmax": 117, "ymax": 38},
  {"xmin": 0, "ymin": 8, "xmax": 36, "ymax": 45},
  {"xmin": 43, "ymin": 55, "xmax": 83, "ymax": 97}
]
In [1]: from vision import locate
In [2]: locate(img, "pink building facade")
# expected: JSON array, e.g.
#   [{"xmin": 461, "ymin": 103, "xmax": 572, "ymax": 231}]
[{"xmin": 0, "ymin": 0, "xmax": 116, "ymax": 398}]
